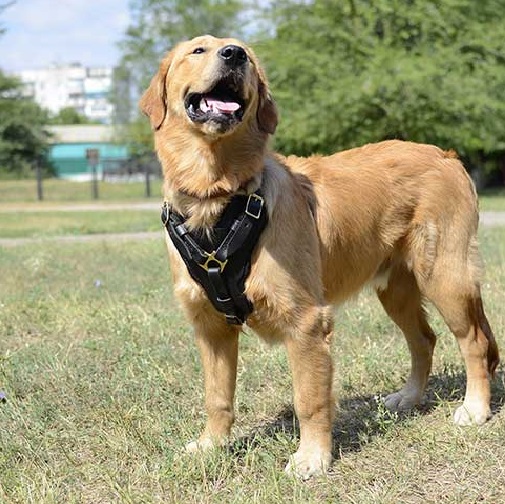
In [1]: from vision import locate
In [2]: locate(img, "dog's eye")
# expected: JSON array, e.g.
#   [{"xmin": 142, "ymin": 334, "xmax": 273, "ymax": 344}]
[{"xmin": 192, "ymin": 47, "xmax": 206, "ymax": 54}]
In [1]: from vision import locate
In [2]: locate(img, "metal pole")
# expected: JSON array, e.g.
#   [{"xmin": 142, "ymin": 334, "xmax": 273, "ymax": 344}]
[
  {"xmin": 86, "ymin": 149, "xmax": 100, "ymax": 200},
  {"xmin": 35, "ymin": 160, "xmax": 43, "ymax": 201},
  {"xmin": 91, "ymin": 163, "xmax": 99, "ymax": 200},
  {"xmin": 145, "ymin": 163, "xmax": 151, "ymax": 198}
]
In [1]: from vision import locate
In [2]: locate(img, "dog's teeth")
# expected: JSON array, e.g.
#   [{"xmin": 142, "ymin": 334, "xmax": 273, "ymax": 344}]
[{"xmin": 200, "ymin": 98, "xmax": 210, "ymax": 113}]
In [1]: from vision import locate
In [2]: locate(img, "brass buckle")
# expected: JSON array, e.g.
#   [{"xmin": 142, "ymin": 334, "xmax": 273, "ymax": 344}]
[
  {"xmin": 245, "ymin": 193, "xmax": 264, "ymax": 219},
  {"xmin": 198, "ymin": 251, "xmax": 228, "ymax": 272}
]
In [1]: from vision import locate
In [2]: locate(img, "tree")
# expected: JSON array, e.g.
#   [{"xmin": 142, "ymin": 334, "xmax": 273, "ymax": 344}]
[
  {"xmin": 48, "ymin": 106, "xmax": 96, "ymax": 125},
  {"xmin": 258, "ymin": 0, "xmax": 505, "ymax": 172},
  {"xmin": 0, "ymin": 2, "xmax": 52, "ymax": 177},
  {"xmin": 0, "ymin": 70, "xmax": 52, "ymax": 177}
]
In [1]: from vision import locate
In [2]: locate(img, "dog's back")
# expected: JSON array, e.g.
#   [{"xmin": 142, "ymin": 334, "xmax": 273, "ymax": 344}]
[{"xmin": 281, "ymin": 140, "xmax": 479, "ymax": 302}]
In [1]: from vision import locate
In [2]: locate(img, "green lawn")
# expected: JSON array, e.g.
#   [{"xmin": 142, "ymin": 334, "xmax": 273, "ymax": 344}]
[
  {"xmin": 0, "ymin": 179, "xmax": 504, "ymax": 211},
  {"xmin": 0, "ymin": 210, "xmax": 160, "ymax": 239},
  {"xmin": 1, "ymin": 229, "xmax": 504, "ymax": 503},
  {"xmin": 0, "ymin": 181, "xmax": 503, "ymax": 243},
  {"xmin": 479, "ymin": 187, "xmax": 505, "ymax": 212},
  {"xmin": 0, "ymin": 179, "xmax": 164, "ymax": 239},
  {"xmin": 0, "ymin": 178, "xmax": 163, "ymax": 203}
]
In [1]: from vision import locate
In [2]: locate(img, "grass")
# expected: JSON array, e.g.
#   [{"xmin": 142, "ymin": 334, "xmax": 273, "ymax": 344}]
[
  {"xmin": 0, "ymin": 210, "xmax": 160, "ymax": 239},
  {"xmin": 0, "ymin": 179, "xmax": 163, "ymax": 203},
  {"xmin": 479, "ymin": 187, "xmax": 505, "ymax": 212},
  {"xmin": 0, "ymin": 179, "xmax": 163, "ymax": 240},
  {"xmin": 0, "ymin": 179, "xmax": 504, "ymax": 211},
  {"xmin": 1, "ymin": 227, "xmax": 504, "ymax": 503},
  {"xmin": 0, "ymin": 181, "xmax": 503, "ymax": 242}
]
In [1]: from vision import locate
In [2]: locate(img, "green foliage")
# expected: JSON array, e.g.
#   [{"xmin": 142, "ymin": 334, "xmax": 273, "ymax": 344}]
[
  {"xmin": 115, "ymin": 117, "xmax": 155, "ymax": 158},
  {"xmin": 116, "ymin": 0, "xmax": 505, "ymax": 180},
  {"xmin": 1, "ymin": 5, "xmax": 52, "ymax": 177},
  {"xmin": 48, "ymin": 106, "xmax": 96, "ymax": 125},
  {"xmin": 0, "ymin": 70, "xmax": 53, "ymax": 178},
  {"xmin": 258, "ymin": 0, "xmax": 505, "ymax": 160}
]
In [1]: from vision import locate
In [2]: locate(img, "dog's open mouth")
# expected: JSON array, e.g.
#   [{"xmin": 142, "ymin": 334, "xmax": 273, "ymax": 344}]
[{"xmin": 185, "ymin": 78, "xmax": 245, "ymax": 128}]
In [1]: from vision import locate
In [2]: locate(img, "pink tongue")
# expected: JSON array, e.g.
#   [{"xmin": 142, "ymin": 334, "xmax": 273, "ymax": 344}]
[{"xmin": 200, "ymin": 97, "xmax": 240, "ymax": 114}]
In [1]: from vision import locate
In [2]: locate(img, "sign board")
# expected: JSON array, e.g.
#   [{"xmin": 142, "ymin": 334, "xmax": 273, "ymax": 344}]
[{"xmin": 86, "ymin": 148, "xmax": 100, "ymax": 166}]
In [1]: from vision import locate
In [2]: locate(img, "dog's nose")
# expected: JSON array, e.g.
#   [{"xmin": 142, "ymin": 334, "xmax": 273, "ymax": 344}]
[{"xmin": 218, "ymin": 45, "xmax": 248, "ymax": 67}]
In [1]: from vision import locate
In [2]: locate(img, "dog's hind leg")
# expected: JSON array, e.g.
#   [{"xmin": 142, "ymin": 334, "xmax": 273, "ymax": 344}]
[
  {"xmin": 377, "ymin": 264, "xmax": 437, "ymax": 412},
  {"xmin": 412, "ymin": 226, "xmax": 499, "ymax": 425},
  {"xmin": 423, "ymin": 286, "xmax": 498, "ymax": 425},
  {"xmin": 185, "ymin": 318, "xmax": 240, "ymax": 452}
]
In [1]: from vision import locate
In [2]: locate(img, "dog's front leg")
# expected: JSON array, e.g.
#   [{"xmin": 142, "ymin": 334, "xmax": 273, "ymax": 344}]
[
  {"xmin": 186, "ymin": 321, "xmax": 240, "ymax": 452},
  {"xmin": 284, "ymin": 314, "xmax": 334, "ymax": 479}
]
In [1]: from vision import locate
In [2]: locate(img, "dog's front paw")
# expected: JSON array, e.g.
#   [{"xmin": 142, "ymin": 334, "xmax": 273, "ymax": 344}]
[
  {"xmin": 185, "ymin": 437, "xmax": 218, "ymax": 453},
  {"xmin": 453, "ymin": 403, "xmax": 491, "ymax": 426},
  {"xmin": 285, "ymin": 448, "xmax": 331, "ymax": 480}
]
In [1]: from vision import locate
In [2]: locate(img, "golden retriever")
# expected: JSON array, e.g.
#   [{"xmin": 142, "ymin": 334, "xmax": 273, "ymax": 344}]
[{"xmin": 140, "ymin": 35, "xmax": 499, "ymax": 479}]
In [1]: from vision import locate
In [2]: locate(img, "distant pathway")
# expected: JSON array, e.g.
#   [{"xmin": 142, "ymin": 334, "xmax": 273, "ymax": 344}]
[
  {"xmin": 0, "ymin": 231, "xmax": 162, "ymax": 248},
  {"xmin": 0, "ymin": 202, "xmax": 160, "ymax": 213},
  {"xmin": 480, "ymin": 211, "xmax": 505, "ymax": 227},
  {"xmin": 0, "ymin": 210, "xmax": 504, "ymax": 248}
]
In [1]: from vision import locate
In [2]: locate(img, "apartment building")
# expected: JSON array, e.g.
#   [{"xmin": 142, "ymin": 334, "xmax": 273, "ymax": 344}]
[{"xmin": 17, "ymin": 64, "xmax": 115, "ymax": 123}]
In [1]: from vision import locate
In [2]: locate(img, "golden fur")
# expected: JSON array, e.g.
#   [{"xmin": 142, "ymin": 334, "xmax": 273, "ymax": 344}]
[{"xmin": 141, "ymin": 35, "xmax": 499, "ymax": 479}]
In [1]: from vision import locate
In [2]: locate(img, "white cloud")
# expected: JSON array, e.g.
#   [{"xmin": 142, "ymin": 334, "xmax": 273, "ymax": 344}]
[{"xmin": 0, "ymin": 0, "xmax": 131, "ymax": 72}]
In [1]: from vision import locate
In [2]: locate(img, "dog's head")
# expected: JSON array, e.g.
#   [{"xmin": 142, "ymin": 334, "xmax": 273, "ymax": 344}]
[{"xmin": 140, "ymin": 35, "xmax": 278, "ymax": 137}]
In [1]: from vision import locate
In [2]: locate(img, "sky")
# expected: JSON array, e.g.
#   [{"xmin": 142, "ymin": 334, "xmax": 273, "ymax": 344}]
[{"xmin": 0, "ymin": 0, "xmax": 131, "ymax": 73}]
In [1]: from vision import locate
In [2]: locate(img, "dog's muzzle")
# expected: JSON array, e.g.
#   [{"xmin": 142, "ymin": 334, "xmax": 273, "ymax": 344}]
[{"xmin": 185, "ymin": 53, "xmax": 249, "ymax": 130}]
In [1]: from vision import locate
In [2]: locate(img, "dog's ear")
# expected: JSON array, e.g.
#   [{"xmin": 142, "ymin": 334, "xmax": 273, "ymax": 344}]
[
  {"xmin": 256, "ymin": 67, "xmax": 278, "ymax": 135},
  {"xmin": 139, "ymin": 55, "xmax": 172, "ymax": 130}
]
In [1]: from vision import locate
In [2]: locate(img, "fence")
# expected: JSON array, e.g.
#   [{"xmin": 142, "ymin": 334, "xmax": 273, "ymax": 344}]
[{"xmin": 32, "ymin": 155, "xmax": 163, "ymax": 202}]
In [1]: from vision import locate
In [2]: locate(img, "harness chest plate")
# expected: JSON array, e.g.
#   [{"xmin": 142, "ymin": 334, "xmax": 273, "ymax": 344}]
[{"xmin": 161, "ymin": 190, "xmax": 268, "ymax": 325}]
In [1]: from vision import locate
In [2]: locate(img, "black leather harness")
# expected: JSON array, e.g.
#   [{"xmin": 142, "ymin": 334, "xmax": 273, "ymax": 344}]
[{"xmin": 161, "ymin": 190, "xmax": 268, "ymax": 325}]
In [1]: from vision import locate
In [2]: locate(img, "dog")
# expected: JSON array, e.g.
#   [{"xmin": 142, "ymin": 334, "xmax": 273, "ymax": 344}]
[{"xmin": 140, "ymin": 35, "xmax": 499, "ymax": 479}]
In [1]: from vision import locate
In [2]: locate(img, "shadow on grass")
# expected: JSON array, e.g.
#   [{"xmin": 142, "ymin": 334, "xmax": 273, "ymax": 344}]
[
  {"xmin": 230, "ymin": 368, "xmax": 505, "ymax": 460},
  {"xmin": 425, "ymin": 367, "xmax": 505, "ymax": 415}
]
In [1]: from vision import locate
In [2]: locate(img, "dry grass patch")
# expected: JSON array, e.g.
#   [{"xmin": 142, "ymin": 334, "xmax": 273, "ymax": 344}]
[{"xmin": 0, "ymin": 229, "xmax": 504, "ymax": 503}]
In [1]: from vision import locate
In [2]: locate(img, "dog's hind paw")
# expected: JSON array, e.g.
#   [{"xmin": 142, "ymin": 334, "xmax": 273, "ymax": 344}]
[{"xmin": 453, "ymin": 403, "xmax": 491, "ymax": 426}]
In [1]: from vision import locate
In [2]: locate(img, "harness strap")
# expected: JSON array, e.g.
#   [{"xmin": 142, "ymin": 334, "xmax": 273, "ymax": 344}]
[{"xmin": 161, "ymin": 190, "xmax": 268, "ymax": 325}]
